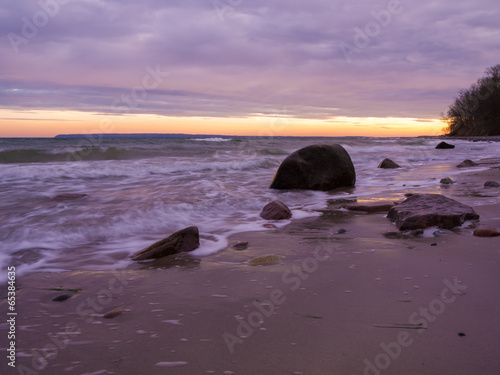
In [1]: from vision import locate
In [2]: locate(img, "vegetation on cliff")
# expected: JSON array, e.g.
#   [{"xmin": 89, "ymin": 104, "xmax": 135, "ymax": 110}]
[{"xmin": 443, "ymin": 64, "xmax": 500, "ymax": 136}]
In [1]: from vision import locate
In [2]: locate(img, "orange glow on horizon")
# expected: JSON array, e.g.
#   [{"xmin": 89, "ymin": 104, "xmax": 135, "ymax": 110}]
[{"xmin": 0, "ymin": 109, "xmax": 444, "ymax": 138}]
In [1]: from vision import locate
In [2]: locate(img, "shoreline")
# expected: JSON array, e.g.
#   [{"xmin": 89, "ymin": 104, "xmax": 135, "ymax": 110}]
[{"xmin": 2, "ymin": 166, "xmax": 500, "ymax": 375}]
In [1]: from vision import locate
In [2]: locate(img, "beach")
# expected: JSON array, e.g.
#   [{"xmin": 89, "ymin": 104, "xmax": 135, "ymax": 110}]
[{"xmin": 2, "ymin": 146, "xmax": 500, "ymax": 375}]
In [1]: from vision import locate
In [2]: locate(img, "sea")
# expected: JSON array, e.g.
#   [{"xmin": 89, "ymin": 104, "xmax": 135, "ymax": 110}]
[{"xmin": 1, "ymin": 135, "xmax": 499, "ymax": 281}]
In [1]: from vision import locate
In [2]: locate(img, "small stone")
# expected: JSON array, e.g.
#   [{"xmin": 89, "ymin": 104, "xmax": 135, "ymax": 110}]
[
  {"xmin": 484, "ymin": 181, "xmax": 500, "ymax": 188},
  {"xmin": 378, "ymin": 158, "xmax": 401, "ymax": 169},
  {"xmin": 103, "ymin": 306, "xmax": 124, "ymax": 319},
  {"xmin": 458, "ymin": 332, "xmax": 466, "ymax": 337},
  {"xmin": 430, "ymin": 243, "xmax": 437, "ymax": 246},
  {"xmin": 473, "ymin": 228, "xmax": 500, "ymax": 237},
  {"xmin": 260, "ymin": 200, "xmax": 292, "ymax": 220},
  {"xmin": 263, "ymin": 223, "xmax": 277, "ymax": 229},
  {"xmin": 336, "ymin": 228, "xmax": 347, "ymax": 234},
  {"xmin": 248, "ymin": 254, "xmax": 284, "ymax": 266},
  {"xmin": 435, "ymin": 141, "xmax": 455, "ymax": 149},
  {"xmin": 232, "ymin": 241, "xmax": 248, "ymax": 250},
  {"xmin": 440, "ymin": 178, "xmax": 454, "ymax": 185},
  {"xmin": 52, "ymin": 294, "xmax": 72, "ymax": 302},
  {"xmin": 456, "ymin": 159, "xmax": 477, "ymax": 168},
  {"xmin": 131, "ymin": 226, "xmax": 200, "ymax": 261}
]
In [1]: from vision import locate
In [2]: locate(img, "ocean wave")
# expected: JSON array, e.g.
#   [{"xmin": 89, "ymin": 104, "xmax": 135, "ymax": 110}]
[{"xmin": 0, "ymin": 147, "xmax": 159, "ymax": 164}]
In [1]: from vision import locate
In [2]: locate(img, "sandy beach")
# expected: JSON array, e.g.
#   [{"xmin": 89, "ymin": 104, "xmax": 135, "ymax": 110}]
[{"xmin": 2, "ymin": 165, "xmax": 500, "ymax": 375}]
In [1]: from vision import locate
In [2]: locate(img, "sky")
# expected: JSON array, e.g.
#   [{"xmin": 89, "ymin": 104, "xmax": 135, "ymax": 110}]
[{"xmin": 0, "ymin": 0, "xmax": 499, "ymax": 137}]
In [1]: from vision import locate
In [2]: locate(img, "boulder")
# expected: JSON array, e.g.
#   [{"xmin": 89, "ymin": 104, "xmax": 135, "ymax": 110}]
[
  {"xmin": 387, "ymin": 194, "xmax": 479, "ymax": 230},
  {"xmin": 260, "ymin": 200, "xmax": 292, "ymax": 220},
  {"xmin": 484, "ymin": 181, "xmax": 500, "ymax": 188},
  {"xmin": 473, "ymin": 228, "xmax": 500, "ymax": 237},
  {"xmin": 378, "ymin": 158, "xmax": 400, "ymax": 169},
  {"xmin": 269, "ymin": 144, "xmax": 356, "ymax": 191},
  {"xmin": 131, "ymin": 226, "xmax": 200, "ymax": 261},
  {"xmin": 457, "ymin": 159, "xmax": 477, "ymax": 168},
  {"xmin": 436, "ymin": 141, "xmax": 455, "ymax": 149}
]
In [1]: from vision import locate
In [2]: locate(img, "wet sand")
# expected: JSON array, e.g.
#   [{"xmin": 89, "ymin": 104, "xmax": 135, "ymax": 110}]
[{"xmin": 2, "ymin": 167, "xmax": 500, "ymax": 375}]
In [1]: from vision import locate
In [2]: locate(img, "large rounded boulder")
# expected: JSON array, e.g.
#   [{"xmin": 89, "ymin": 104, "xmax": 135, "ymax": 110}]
[{"xmin": 269, "ymin": 144, "xmax": 356, "ymax": 191}]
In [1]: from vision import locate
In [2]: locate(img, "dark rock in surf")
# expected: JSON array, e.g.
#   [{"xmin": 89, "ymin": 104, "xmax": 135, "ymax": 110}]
[
  {"xmin": 484, "ymin": 181, "xmax": 500, "ymax": 188},
  {"xmin": 457, "ymin": 160, "xmax": 477, "ymax": 168},
  {"xmin": 52, "ymin": 193, "xmax": 87, "ymax": 201},
  {"xmin": 440, "ymin": 178, "xmax": 454, "ymax": 185},
  {"xmin": 436, "ymin": 141, "xmax": 455, "ymax": 149},
  {"xmin": 260, "ymin": 200, "xmax": 292, "ymax": 220},
  {"xmin": 378, "ymin": 158, "xmax": 401, "ymax": 169},
  {"xmin": 269, "ymin": 144, "xmax": 356, "ymax": 191},
  {"xmin": 131, "ymin": 226, "xmax": 200, "ymax": 261},
  {"xmin": 387, "ymin": 194, "xmax": 479, "ymax": 230}
]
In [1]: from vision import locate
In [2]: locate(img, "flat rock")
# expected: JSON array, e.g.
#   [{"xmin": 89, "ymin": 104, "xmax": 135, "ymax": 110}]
[
  {"xmin": 436, "ymin": 141, "xmax": 455, "ymax": 149},
  {"xmin": 387, "ymin": 194, "xmax": 479, "ymax": 230},
  {"xmin": 484, "ymin": 181, "xmax": 500, "ymax": 188},
  {"xmin": 378, "ymin": 158, "xmax": 401, "ymax": 169},
  {"xmin": 131, "ymin": 226, "xmax": 200, "ymax": 261},
  {"xmin": 260, "ymin": 200, "xmax": 292, "ymax": 220},
  {"xmin": 473, "ymin": 228, "xmax": 500, "ymax": 237},
  {"xmin": 269, "ymin": 144, "xmax": 356, "ymax": 191},
  {"xmin": 457, "ymin": 159, "xmax": 478, "ymax": 168}
]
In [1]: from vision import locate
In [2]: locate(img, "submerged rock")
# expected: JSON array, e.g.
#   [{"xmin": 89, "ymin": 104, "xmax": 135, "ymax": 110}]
[
  {"xmin": 269, "ymin": 144, "xmax": 356, "ymax": 191},
  {"xmin": 131, "ymin": 226, "xmax": 200, "ymax": 261},
  {"xmin": 378, "ymin": 158, "xmax": 401, "ymax": 169},
  {"xmin": 248, "ymin": 254, "xmax": 284, "ymax": 266},
  {"xmin": 484, "ymin": 181, "xmax": 500, "ymax": 188},
  {"xmin": 436, "ymin": 141, "xmax": 455, "ymax": 149},
  {"xmin": 457, "ymin": 159, "xmax": 478, "ymax": 168},
  {"xmin": 387, "ymin": 194, "xmax": 479, "ymax": 230},
  {"xmin": 260, "ymin": 200, "xmax": 292, "ymax": 220},
  {"xmin": 473, "ymin": 228, "xmax": 500, "ymax": 237}
]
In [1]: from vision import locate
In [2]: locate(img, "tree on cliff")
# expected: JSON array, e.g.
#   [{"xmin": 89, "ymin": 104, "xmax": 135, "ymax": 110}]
[{"xmin": 443, "ymin": 64, "xmax": 500, "ymax": 136}]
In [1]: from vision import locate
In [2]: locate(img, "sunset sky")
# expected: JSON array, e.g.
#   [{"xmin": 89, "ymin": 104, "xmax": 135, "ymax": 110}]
[{"xmin": 1, "ymin": 0, "xmax": 499, "ymax": 137}]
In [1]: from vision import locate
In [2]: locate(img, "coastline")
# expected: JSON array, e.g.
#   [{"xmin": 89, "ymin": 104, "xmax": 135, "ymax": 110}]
[{"xmin": 2, "ymin": 165, "xmax": 500, "ymax": 374}]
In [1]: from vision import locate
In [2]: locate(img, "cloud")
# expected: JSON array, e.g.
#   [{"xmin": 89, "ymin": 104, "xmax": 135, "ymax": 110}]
[{"xmin": 1, "ymin": 0, "xmax": 499, "ymax": 122}]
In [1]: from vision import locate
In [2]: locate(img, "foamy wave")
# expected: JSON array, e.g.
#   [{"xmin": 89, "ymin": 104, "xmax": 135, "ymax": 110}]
[{"xmin": 190, "ymin": 137, "xmax": 232, "ymax": 142}]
